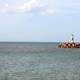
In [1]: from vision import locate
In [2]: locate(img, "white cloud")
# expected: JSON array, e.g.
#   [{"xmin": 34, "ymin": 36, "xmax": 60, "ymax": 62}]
[
  {"xmin": 0, "ymin": 0, "xmax": 46, "ymax": 13},
  {"xmin": 41, "ymin": 9, "xmax": 54, "ymax": 16},
  {"xmin": 0, "ymin": 0, "xmax": 60, "ymax": 15},
  {"xmin": 18, "ymin": 0, "xmax": 43, "ymax": 12},
  {"xmin": 0, "ymin": 0, "xmax": 80, "ymax": 15}
]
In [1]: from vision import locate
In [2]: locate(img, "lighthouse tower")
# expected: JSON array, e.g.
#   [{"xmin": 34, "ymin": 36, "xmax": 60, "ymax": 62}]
[{"xmin": 71, "ymin": 34, "xmax": 74, "ymax": 43}]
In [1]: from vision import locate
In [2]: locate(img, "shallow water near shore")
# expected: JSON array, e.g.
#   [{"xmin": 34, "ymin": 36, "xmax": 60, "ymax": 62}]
[{"xmin": 0, "ymin": 42, "xmax": 80, "ymax": 80}]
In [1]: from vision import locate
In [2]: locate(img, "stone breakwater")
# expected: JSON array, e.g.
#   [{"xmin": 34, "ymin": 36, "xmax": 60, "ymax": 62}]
[{"xmin": 58, "ymin": 42, "xmax": 80, "ymax": 48}]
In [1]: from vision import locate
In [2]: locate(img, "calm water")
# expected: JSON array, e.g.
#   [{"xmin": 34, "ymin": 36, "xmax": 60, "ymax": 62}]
[{"xmin": 0, "ymin": 42, "xmax": 80, "ymax": 80}]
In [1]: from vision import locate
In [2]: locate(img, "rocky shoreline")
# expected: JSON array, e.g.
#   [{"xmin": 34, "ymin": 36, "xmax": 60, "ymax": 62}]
[{"xmin": 58, "ymin": 42, "xmax": 80, "ymax": 48}]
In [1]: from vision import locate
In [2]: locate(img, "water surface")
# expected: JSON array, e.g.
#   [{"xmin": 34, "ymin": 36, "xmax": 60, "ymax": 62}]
[{"xmin": 0, "ymin": 42, "xmax": 80, "ymax": 80}]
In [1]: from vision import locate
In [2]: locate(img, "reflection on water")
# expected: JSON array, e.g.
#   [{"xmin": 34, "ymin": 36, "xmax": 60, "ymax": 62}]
[{"xmin": 0, "ymin": 42, "xmax": 80, "ymax": 80}]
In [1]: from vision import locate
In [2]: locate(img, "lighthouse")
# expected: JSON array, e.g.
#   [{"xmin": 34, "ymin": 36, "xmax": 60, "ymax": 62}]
[
  {"xmin": 71, "ymin": 34, "xmax": 74, "ymax": 43},
  {"xmin": 58, "ymin": 34, "xmax": 80, "ymax": 48}
]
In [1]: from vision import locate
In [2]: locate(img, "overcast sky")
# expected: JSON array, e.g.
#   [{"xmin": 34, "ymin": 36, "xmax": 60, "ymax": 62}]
[{"xmin": 0, "ymin": 0, "xmax": 80, "ymax": 42}]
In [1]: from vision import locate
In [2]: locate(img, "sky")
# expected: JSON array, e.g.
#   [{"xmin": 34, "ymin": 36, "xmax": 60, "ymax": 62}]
[{"xmin": 0, "ymin": 0, "xmax": 80, "ymax": 42}]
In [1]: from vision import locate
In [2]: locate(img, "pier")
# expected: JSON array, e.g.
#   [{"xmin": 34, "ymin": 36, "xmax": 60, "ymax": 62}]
[{"xmin": 58, "ymin": 34, "xmax": 80, "ymax": 48}]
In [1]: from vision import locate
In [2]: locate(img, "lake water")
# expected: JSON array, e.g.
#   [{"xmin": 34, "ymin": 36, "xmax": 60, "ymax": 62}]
[{"xmin": 0, "ymin": 42, "xmax": 80, "ymax": 80}]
